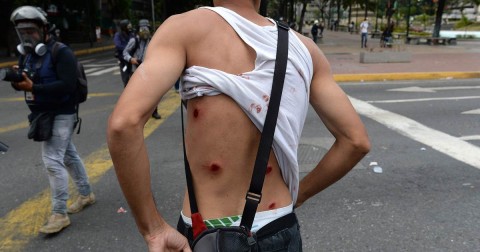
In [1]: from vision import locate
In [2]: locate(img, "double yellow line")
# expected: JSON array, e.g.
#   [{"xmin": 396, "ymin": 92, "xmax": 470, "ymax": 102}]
[{"xmin": 0, "ymin": 90, "xmax": 180, "ymax": 251}]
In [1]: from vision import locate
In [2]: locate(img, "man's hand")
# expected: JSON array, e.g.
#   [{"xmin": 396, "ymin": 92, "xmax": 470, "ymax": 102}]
[
  {"xmin": 130, "ymin": 57, "xmax": 140, "ymax": 65},
  {"xmin": 145, "ymin": 225, "xmax": 191, "ymax": 252},
  {"xmin": 12, "ymin": 72, "xmax": 33, "ymax": 92}
]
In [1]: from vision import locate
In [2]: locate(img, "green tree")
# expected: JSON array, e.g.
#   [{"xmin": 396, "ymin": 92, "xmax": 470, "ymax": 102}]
[{"xmin": 107, "ymin": 0, "xmax": 131, "ymax": 20}]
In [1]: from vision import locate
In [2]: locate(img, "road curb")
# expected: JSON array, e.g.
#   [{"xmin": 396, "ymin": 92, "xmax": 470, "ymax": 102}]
[
  {"xmin": 334, "ymin": 71, "xmax": 480, "ymax": 82},
  {"xmin": 73, "ymin": 45, "xmax": 115, "ymax": 57}
]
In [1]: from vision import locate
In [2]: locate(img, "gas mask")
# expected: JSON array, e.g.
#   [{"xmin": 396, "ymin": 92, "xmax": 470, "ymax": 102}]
[
  {"xmin": 138, "ymin": 26, "xmax": 151, "ymax": 40},
  {"xmin": 15, "ymin": 22, "xmax": 46, "ymax": 56}
]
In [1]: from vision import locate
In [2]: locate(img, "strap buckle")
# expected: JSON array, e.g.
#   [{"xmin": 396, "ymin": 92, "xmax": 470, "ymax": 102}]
[
  {"xmin": 277, "ymin": 21, "xmax": 290, "ymax": 31},
  {"xmin": 245, "ymin": 191, "xmax": 262, "ymax": 203}
]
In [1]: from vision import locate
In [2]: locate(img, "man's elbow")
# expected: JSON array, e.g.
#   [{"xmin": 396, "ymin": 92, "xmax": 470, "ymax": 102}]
[
  {"xmin": 107, "ymin": 113, "xmax": 140, "ymax": 141},
  {"xmin": 351, "ymin": 133, "xmax": 371, "ymax": 156}
]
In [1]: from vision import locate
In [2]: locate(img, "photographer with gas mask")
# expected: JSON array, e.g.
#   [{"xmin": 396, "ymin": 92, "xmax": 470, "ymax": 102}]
[
  {"xmin": 122, "ymin": 19, "xmax": 161, "ymax": 119},
  {"xmin": 8, "ymin": 6, "xmax": 95, "ymax": 234},
  {"xmin": 114, "ymin": 19, "xmax": 135, "ymax": 86}
]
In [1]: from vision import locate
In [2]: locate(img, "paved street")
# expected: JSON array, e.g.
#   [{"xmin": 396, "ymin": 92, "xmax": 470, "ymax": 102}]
[{"xmin": 1, "ymin": 35, "xmax": 480, "ymax": 251}]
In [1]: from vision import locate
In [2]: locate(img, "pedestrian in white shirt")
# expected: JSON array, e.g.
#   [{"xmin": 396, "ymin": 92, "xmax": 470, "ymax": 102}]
[{"xmin": 360, "ymin": 18, "xmax": 369, "ymax": 48}]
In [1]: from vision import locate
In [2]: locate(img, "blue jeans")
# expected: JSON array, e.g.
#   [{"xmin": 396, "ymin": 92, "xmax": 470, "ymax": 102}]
[
  {"xmin": 177, "ymin": 212, "xmax": 302, "ymax": 251},
  {"xmin": 361, "ymin": 32, "xmax": 368, "ymax": 48},
  {"xmin": 41, "ymin": 113, "xmax": 92, "ymax": 214}
]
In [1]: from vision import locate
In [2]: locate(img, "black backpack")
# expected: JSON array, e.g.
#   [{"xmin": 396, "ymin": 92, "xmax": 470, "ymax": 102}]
[
  {"xmin": 51, "ymin": 42, "xmax": 88, "ymax": 133},
  {"xmin": 51, "ymin": 42, "xmax": 88, "ymax": 104}
]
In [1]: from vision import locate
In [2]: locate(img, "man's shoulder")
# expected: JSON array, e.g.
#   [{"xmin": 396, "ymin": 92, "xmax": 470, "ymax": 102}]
[
  {"xmin": 293, "ymin": 31, "xmax": 318, "ymax": 58},
  {"xmin": 50, "ymin": 42, "xmax": 72, "ymax": 57},
  {"xmin": 163, "ymin": 8, "xmax": 222, "ymax": 31}
]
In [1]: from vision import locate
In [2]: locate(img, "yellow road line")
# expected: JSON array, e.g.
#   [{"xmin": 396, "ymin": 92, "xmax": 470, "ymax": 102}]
[
  {"xmin": 334, "ymin": 71, "xmax": 480, "ymax": 82},
  {"xmin": 0, "ymin": 97, "xmax": 24, "ymax": 102},
  {"xmin": 0, "ymin": 105, "xmax": 117, "ymax": 135},
  {"xmin": 0, "ymin": 122, "xmax": 29, "ymax": 134},
  {"xmin": 0, "ymin": 90, "xmax": 180, "ymax": 251},
  {"xmin": 0, "ymin": 93, "xmax": 120, "ymax": 134}
]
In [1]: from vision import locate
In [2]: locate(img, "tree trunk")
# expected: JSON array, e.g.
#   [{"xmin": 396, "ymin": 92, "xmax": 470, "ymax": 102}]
[
  {"xmin": 432, "ymin": 0, "xmax": 446, "ymax": 37},
  {"xmin": 348, "ymin": 3, "xmax": 352, "ymax": 24},
  {"xmin": 298, "ymin": 0, "xmax": 308, "ymax": 33},
  {"xmin": 260, "ymin": 0, "xmax": 268, "ymax": 16},
  {"xmin": 386, "ymin": 0, "xmax": 395, "ymax": 27},
  {"xmin": 289, "ymin": 0, "xmax": 295, "ymax": 23},
  {"xmin": 364, "ymin": 0, "xmax": 368, "ymax": 19},
  {"xmin": 279, "ymin": 0, "xmax": 287, "ymax": 20},
  {"xmin": 337, "ymin": 0, "xmax": 342, "ymax": 26}
]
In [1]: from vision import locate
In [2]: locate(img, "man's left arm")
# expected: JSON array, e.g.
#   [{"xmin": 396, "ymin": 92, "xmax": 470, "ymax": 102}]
[{"xmin": 295, "ymin": 42, "xmax": 371, "ymax": 208}]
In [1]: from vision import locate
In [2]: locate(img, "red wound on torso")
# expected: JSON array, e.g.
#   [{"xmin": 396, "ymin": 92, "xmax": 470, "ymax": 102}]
[
  {"xmin": 193, "ymin": 109, "xmax": 199, "ymax": 118},
  {"xmin": 210, "ymin": 163, "xmax": 221, "ymax": 172},
  {"xmin": 266, "ymin": 165, "xmax": 273, "ymax": 175},
  {"xmin": 268, "ymin": 202, "xmax": 276, "ymax": 210}
]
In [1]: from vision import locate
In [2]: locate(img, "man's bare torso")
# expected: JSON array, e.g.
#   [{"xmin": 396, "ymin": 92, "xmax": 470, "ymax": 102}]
[{"xmin": 180, "ymin": 8, "xmax": 299, "ymax": 219}]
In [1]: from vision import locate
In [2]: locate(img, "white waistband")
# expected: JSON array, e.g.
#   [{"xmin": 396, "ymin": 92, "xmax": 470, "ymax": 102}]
[{"xmin": 181, "ymin": 202, "xmax": 293, "ymax": 233}]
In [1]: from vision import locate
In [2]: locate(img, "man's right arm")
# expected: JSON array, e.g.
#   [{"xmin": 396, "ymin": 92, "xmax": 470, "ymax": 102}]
[
  {"xmin": 122, "ymin": 38, "xmax": 135, "ymax": 63},
  {"xmin": 295, "ymin": 41, "xmax": 370, "ymax": 207},
  {"xmin": 107, "ymin": 14, "xmax": 191, "ymax": 251}
]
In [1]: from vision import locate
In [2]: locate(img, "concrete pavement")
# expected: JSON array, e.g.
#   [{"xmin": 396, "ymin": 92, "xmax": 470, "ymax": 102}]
[
  {"xmin": 317, "ymin": 30, "xmax": 480, "ymax": 81},
  {"xmin": 1, "ymin": 31, "xmax": 479, "ymax": 82}
]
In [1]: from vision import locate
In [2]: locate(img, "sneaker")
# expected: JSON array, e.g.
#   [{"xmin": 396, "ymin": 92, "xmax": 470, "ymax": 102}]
[
  {"xmin": 67, "ymin": 192, "xmax": 96, "ymax": 214},
  {"xmin": 39, "ymin": 214, "xmax": 70, "ymax": 234},
  {"xmin": 152, "ymin": 112, "xmax": 162, "ymax": 120}
]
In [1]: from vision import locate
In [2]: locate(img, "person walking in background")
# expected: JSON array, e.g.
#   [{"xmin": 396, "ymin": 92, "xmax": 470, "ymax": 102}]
[
  {"xmin": 360, "ymin": 18, "xmax": 369, "ymax": 48},
  {"xmin": 381, "ymin": 22, "xmax": 394, "ymax": 48},
  {"xmin": 349, "ymin": 21, "xmax": 354, "ymax": 34},
  {"xmin": 334, "ymin": 20, "xmax": 339, "ymax": 31},
  {"xmin": 114, "ymin": 19, "xmax": 134, "ymax": 86},
  {"xmin": 9, "ymin": 6, "xmax": 95, "ymax": 234},
  {"xmin": 311, "ymin": 19, "xmax": 319, "ymax": 43},
  {"xmin": 107, "ymin": 0, "xmax": 370, "ymax": 250},
  {"xmin": 122, "ymin": 19, "xmax": 161, "ymax": 119}
]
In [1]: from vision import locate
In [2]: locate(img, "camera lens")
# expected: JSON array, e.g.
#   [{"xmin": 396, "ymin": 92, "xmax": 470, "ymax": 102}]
[{"xmin": 0, "ymin": 68, "xmax": 24, "ymax": 82}]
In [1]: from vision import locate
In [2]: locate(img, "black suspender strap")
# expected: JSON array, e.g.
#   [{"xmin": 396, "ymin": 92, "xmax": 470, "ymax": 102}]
[
  {"xmin": 239, "ymin": 21, "xmax": 289, "ymax": 229},
  {"xmin": 180, "ymin": 102, "xmax": 199, "ymax": 214},
  {"xmin": 181, "ymin": 21, "xmax": 290, "ymax": 231}
]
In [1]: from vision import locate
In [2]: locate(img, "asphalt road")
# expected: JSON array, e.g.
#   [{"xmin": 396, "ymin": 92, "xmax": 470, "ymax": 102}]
[{"xmin": 1, "ymin": 51, "xmax": 479, "ymax": 251}]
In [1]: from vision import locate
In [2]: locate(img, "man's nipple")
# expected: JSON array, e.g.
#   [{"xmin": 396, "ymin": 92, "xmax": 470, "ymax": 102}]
[{"xmin": 193, "ymin": 109, "xmax": 199, "ymax": 118}]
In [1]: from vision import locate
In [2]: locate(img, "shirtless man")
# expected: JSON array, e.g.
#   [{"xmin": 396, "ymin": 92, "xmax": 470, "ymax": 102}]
[{"xmin": 107, "ymin": 0, "xmax": 370, "ymax": 251}]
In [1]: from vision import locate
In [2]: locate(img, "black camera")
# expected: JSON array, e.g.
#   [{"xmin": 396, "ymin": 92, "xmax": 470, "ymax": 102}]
[{"xmin": 0, "ymin": 67, "xmax": 36, "ymax": 82}]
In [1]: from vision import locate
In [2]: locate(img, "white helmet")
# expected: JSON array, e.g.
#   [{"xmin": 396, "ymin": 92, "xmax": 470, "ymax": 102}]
[
  {"xmin": 10, "ymin": 6, "xmax": 48, "ymax": 26},
  {"xmin": 10, "ymin": 6, "xmax": 49, "ymax": 56}
]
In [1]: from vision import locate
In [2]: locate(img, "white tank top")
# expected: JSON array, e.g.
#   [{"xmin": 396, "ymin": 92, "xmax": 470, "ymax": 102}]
[{"xmin": 180, "ymin": 6, "xmax": 313, "ymax": 203}]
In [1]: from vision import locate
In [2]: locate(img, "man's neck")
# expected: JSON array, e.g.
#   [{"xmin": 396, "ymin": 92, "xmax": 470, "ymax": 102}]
[
  {"xmin": 215, "ymin": 0, "xmax": 258, "ymax": 14},
  {"xmin": 214, "ymin": 0, "xmax": 268, "ymax": 25}
]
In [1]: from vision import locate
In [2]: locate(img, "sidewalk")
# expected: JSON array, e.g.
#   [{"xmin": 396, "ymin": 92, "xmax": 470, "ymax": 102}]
[
  {"xmin": 318, "ymin": 30, "xmax": 480, "ymax": 81},
  {"xmin": 1, "ymin": 32, "xmax": 479, "ymax": 82}
]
